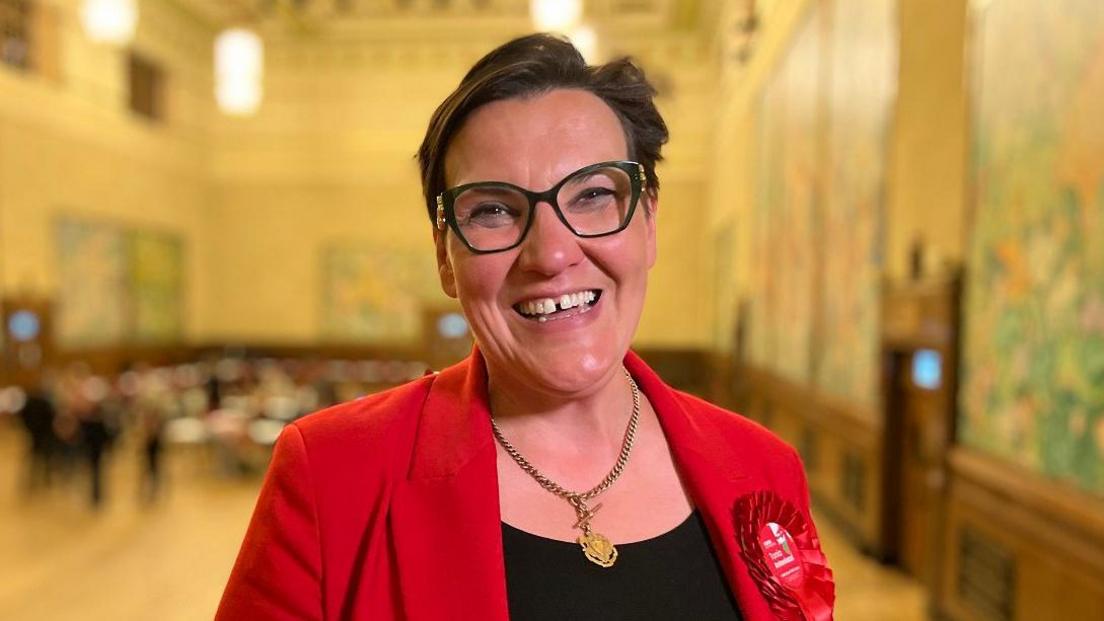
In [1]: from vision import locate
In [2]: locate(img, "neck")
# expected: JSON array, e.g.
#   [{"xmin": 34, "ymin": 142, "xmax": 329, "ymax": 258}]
[{"xmin": 484, "ymin": 361, "xmax": 635, "ymax": 450}]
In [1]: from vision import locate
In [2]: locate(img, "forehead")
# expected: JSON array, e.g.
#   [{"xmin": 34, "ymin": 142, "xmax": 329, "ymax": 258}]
[{"xmin": 444, "ymin": 89, "xmax": 629, "ymax": 188}]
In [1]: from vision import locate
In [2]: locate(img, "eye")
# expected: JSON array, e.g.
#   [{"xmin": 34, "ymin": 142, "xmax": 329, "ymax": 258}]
[
  {"xmin": 464, "ymin": 202, "xmax": 521, "ymax": 228},
  {"xmin": 579, "ymin": 187, "xmax": 615, "ymax": 200},
  {"xmin": 565, "ymin": 186, "xmax": 617, "ymax": 211}
]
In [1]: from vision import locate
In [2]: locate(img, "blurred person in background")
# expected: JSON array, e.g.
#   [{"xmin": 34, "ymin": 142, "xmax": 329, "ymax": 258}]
[
  {"xmin": 131, "ymin": 364, "xmax": 171, "ymax": 504},
  {"xmin": 219, "ymin": 34, "xmax": 833, "ymax": 620},
  {"xmin": 204, "ymin": 357, "xmax": 224, "ymax": 412},
  {"xmin": 17, "ymin": 373, "xmax": 58, "ymax": 495},
  {"xmin": 59, "ymin": 364, "xmax": 113, "ymax": 508}
]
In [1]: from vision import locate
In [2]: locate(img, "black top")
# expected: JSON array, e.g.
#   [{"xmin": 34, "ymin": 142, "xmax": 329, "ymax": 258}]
[{"xmin": 501, "ymin": 511, "xmax": 744, "ymax": 620}]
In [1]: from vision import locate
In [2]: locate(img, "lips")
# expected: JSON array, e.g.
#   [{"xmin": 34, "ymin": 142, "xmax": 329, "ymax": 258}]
[{"xmin": 513, "ymin": 289, "xmax": 602, "ymax": 321}]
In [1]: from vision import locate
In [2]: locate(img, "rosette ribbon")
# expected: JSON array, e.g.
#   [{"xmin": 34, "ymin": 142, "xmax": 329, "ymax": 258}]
[{"xmin": 734, "ymin": 490, "xmax": 835, "ymax": 621}]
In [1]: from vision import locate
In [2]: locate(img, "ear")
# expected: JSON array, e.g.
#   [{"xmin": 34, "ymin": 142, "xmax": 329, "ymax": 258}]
[
  {"xmin": 643, "ymin": 193, "xmax": 658, "ymax": 269},
  {"xmin": 434, "ymin": 228, "xmax": 459, "ymax": 299}
]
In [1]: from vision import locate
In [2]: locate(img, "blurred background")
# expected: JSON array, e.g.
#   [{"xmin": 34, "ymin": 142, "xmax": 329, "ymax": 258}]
[{"xmin": 0, "ymin": 0, "xmax": 1101, "ymax": 619}]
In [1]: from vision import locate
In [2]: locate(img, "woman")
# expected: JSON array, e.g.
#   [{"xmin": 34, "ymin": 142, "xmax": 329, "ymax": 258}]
[{"xmin": 218, "ymin": 34, "xmax": 834, "ymax": 621}]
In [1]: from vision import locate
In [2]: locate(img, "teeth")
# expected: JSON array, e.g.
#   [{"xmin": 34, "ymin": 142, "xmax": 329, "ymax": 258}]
[{"xmin": 517, "ymin": 290, "xmax": 598, "ymax": 317}]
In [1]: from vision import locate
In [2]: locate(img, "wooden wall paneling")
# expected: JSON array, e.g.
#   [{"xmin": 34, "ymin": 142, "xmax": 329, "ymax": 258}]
[
  {"xmin": 635, "ymin": 348, "xmax": 713, "ymax": 397},
  {"xmin": 938, "ymin": 448, "xmax": 1104, "ymax": 621},
  {"xmin": 736, "ymin": 361, "xmax": 885, "ymax": 554},
  {"xmin": 813, "ymin": 393, "xmax": 883, "ymax": 553}
]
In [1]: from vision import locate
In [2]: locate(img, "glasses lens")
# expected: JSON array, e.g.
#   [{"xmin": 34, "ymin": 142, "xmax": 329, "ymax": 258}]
[
  {"xmin": 452, "ymin": 185, "xmax": 530, "ymax": 251},
  {"xmin": 556, "ymin": 165, "xmax": 636, "ymax": 236}
]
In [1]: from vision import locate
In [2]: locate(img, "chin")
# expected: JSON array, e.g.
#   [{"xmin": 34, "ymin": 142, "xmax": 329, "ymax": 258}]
[
  {"xmin": 475, "ymin": 311, "xmax": 637, "ymax": 396},
  {"xmin": 519, "ymin": 347, "xmax": 624, "ymax": 396}
]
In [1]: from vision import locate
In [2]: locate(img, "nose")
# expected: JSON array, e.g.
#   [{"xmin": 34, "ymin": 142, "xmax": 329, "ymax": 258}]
[{"xmin": 516, "ymin": 203, "xmax": 584, "ymax": 275}]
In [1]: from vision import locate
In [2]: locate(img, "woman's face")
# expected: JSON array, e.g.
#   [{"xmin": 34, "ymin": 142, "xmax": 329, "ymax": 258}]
[{"xmin": 436, "ymin": 88, "xmax": 657, "ymax": 398}]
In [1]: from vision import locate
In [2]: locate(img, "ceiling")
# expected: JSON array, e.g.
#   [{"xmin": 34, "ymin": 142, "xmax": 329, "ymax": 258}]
[{"xmin": 167, "ymin": 0, "xmax": 702, "ymax": 35}]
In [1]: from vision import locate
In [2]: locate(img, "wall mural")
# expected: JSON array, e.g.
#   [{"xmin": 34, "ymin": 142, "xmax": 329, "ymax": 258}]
[
  {"xmin": 320, "ymin": 241, "xmax": 441, "ymax": 344},
  {"xmin": 750, "ymin": 0, "xmax": 894, "ymax": 412},
  {"xmin": 129, "ymin": 232, "xmax": 185, "ymax": 343},
  {"xmin": 772, "ymin": 8, "xmax": 821, "ymax": 386},
  {"xmin": 749, "ymin": 3, "xmax": 823, "ymax": 385},
  {"xmin": 56, "ymin": 219, "xmax": 129, "ymax": 346},
  {"xmin": 962, "ymin": 0, "xmax": 1104, "ymax": 493},
  {"xmin": 748, "ymin": 62, "xmax": 788, "ymax": 370},
  {"xmin": 55, "ymin": 218, "xmax": 185, "ymax": 347},
  {"xmin": 814, "ymin": 0, "xmax": 895, "ymax": 410}
]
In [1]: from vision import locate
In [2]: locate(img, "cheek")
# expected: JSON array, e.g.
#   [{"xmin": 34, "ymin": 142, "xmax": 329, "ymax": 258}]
[
  {"xmin": 448, "ymin": 242, "xmax": 511, "ymax": 304},
  {"xmin": 607, "ymin": 227, "xmax": 654, "ymax": 285}
]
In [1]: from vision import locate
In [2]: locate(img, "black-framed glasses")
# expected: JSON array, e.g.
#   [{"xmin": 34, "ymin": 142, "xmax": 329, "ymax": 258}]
[{"xmin": 436, "ymin": 160, "xmax": 646, "ymax": 254}]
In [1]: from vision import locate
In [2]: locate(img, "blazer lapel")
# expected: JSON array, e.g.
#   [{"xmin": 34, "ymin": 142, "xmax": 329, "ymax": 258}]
[
  {"xmin": 625, "ymin": 352, "xmax": 776, "ymax": 621},
  {"xmin": 390, "ymin": 352, "xmax": 510, "ymax": 621}
]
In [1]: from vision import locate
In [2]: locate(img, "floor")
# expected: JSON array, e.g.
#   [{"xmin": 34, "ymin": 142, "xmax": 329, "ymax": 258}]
[{"xmin": 0, "ymin": 421, "xmax": 928, "ymax": 620}]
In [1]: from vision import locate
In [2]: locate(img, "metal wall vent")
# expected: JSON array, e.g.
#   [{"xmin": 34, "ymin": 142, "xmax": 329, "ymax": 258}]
[{"xmin": 957, "ymin": 527, "xmax": 1015, "ymax": 621}]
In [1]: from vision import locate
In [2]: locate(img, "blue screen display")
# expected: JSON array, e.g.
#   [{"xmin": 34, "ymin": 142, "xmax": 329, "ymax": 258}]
[
  {"xmin": 912, "ymin": 349, "xmax": 942, "ymax": 390},
  {"xmin": 437, "ymin": 312, "xmax": 469, "ymax": 339},
  {"xmin": 9, "ymin": 310, "xmax": 40, "ymax": 342}
]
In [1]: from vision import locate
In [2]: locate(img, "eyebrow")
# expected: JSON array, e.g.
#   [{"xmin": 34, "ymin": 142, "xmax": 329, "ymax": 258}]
[
  {"xmin": 467, "ymin": 167, "xmax": 613, "ymax": 191},
  {"xmin": 459, "ymin": 186, "xmax": 521, "ymax": 197},
  {"xmin": 563, "ymin": 170, "xmax": 606, "ymax": 185}
]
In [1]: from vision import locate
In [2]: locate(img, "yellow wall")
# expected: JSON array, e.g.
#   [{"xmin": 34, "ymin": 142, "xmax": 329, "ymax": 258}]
[
  {"xmin": 1, "ymin": 6, "xmax": 717, "ymax": 349},
  {"xmin": 0, "ymin": 0, "xmax": 215, "ymax": 340},
  {"xmin": 202, "ymin": 57, "xmax": 459, "ymax": 344},
  {"xmin": 203, "ymin": 179, "xmax": 434, "ymax": 344},
  {"xmin": 887, "ymin": 0, "xmax": 969, "ymax": 278}
]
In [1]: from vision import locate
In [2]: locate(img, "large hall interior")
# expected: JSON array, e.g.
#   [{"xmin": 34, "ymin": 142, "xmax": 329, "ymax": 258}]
[{"xmin": 1, "ymin": 0, "xmax": 1102, "ymax": 619}]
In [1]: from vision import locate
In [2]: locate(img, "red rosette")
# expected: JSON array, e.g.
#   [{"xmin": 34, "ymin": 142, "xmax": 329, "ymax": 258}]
[{"xmin": 733, "ymin": 490, "xmax": 835, "ymax": 621}]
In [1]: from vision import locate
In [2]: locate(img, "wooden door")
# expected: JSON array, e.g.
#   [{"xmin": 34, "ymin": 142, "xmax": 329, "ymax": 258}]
[
  {"xmin": 898, "ymin": 365, "xmax": 932, "ymax": 580},
  {"xmin": 890, "ymin": 346, "xmax": 953, "ymax": 587},
  {"xmin": 881, "ymin": 274, "xmax": 962, "ymax": 602},
  {"xmin": 1, "ymin": 297, "xmax": 54, "ymax": 387}
]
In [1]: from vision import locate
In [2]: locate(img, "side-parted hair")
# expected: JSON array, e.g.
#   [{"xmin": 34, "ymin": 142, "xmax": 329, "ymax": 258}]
[{"xmin": 416, "ymin": 33, "xmax": 669, "ymax": 223}]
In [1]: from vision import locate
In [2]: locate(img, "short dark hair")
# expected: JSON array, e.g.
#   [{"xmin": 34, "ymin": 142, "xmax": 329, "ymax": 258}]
[{"xmin": 416, "ymin": 33, "xmax": 669, "ymax": 223}]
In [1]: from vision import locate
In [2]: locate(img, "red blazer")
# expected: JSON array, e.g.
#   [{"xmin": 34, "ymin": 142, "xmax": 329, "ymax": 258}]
[{"xmin": 217, "ymin": 349, "xmax": 833, "ymax": 620}]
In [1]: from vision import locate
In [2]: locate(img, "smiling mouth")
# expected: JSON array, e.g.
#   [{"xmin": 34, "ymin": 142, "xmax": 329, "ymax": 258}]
[{"xmin": 513, "ymin": 289, "xmax": 603, "ymax": 322}]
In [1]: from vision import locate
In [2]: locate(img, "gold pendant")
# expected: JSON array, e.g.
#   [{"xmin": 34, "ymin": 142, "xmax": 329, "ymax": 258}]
[{"xmin": 578, "ymin": 531, "xmax": 618, "ymax": 568}]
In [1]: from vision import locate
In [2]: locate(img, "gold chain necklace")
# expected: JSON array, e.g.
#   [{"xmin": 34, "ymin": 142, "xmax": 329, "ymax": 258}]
[{"xmin": 490, "ymin": 369, "xmax": 641, "ymax": 568}]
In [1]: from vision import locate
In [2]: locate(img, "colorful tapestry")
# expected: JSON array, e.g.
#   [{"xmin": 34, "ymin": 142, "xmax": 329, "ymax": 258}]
[
  {"xmin": 56, "ymin": 219, "xmax": 129, "ymax": 346},
  {"xmin": 748, "ymin": 74, "xmax": 786, "ymax": 369},
  {"xmin": 772, "ymin": 9, "xmax": 821, "ymax": 385},
  {"xmin": 962, "ymin": 0, "xmax": 1104, "ymax": 493},
  {"xmin": 320, "ymin": 241, "xmax": 441, "ymax": 343},
  {"xmin": 129, "ymin": 231, "xmax": 184, "ymax": 342},
  {"xmin": 749, "ymin": 4, "xmax": 823, "ymax": 385},
  {"xmin": 55, "ymin": 218, "xmax": 187, "ymax": 347},
  {"xmin": 814, "ymin": 0, "xmax": 896, "ymax": 410}
]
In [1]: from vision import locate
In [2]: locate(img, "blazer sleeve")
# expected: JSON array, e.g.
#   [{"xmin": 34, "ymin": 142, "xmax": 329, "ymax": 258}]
[{"xmin": 216, "ymin": 423, "xmax": 324, "ymax": 621}]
